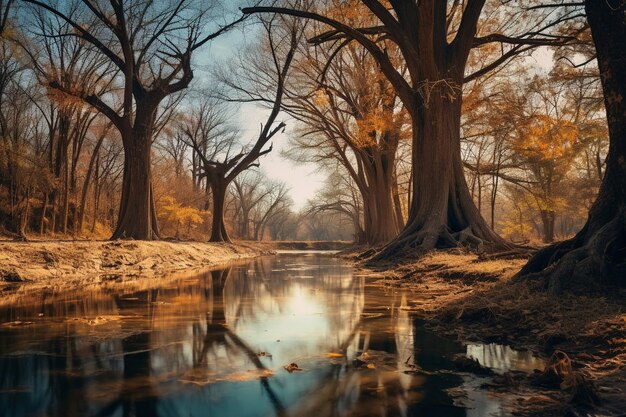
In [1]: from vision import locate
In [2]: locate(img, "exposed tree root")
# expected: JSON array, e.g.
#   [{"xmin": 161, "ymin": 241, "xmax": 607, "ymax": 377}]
[
  {"xmin": 532, "ymin": 351, "xmax": 601, "ymax": 411},
  {"xmin": 365, "ymin": 224, "xmax": 519, "ymax": 266},
  {"xmin": 516, "ymin": 212, "xmax": 626, "ymax": 293}
]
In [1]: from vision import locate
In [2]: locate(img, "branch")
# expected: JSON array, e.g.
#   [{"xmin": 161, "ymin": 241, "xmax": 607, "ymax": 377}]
[
  {"xmin": 241, "ymin": 6, "xmax": 415, "ymax": 111},
  {"xmin": 48, "ymin": 80, "xmax": 123, "ymax": 129},
  {"xmin": 451, "ymin": 0, "xmax": 486, "ymax": 63},
  {"xmin": 23, "ymin": 0, "xmax": 127, "ymax": 72},
  {"xmin": 192, "ymin": 13, "xmax": 248, "ymax": 51},
  {"xmin": 473, "ymin": 33, "xmax": 577, "ymax": 47}
]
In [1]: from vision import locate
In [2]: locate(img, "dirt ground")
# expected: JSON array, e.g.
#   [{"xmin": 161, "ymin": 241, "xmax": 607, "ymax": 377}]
[
  {"xmin": 0, "ymin": 239, "xmax": 271, "ymax": 305},
  {"xmin": 353, "ymin": 250, "xmax": 626, "ymax": 416}
]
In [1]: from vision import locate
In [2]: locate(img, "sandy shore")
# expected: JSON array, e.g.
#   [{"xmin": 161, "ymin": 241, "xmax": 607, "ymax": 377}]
[{"xmin": 0, "ymin": 240, "xmax": 271, "ymax": 302}]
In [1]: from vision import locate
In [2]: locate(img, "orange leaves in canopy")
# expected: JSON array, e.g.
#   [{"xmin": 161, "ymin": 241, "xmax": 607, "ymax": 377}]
[
  {"xmin": 354, "ymin": 111, "xmax": 394, "ymax": 148},
  {"xmin": 44, "ymin": 83, "xmax": 88, "ymax": 110},
  {"xmin": 325, "ymin": 0, "xmax": 377, "ymax": 26},
  {"xmin": 515, "ymin": 115, "xmax": 579, "ymax": 162}
]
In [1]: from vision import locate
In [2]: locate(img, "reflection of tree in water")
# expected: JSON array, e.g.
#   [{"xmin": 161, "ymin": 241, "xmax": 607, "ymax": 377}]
[
  {"xmin": 290, "ymin": 288, "xmax": 468, "ymax": 417},
  {"xmin": 111, "ymin": 291, "xmax": 159, "ymax": 417},
  {"xmin": 187, "ymin": 267, "xmax": 286, "ymax": 417}
]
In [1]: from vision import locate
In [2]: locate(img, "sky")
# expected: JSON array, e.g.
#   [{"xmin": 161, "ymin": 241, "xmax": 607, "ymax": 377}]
[{"xmin": 196, "ymin": 22, "xmax": 326, "ymax": 212}]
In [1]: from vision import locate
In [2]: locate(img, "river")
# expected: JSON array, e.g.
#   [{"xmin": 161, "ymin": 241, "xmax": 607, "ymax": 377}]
[{"xmin": 0, "ymin": 252, "xmax": 543, "ymax": 417}]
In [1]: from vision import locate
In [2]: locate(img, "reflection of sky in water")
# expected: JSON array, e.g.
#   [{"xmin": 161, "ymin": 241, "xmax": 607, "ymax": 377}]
[
  {"xmin": 466, "ymin": 344, "xmax": 545, "ymax": 374},
  {"xmin": 0, "ymin": 253, "xmax": 544, "ymax": 417}
]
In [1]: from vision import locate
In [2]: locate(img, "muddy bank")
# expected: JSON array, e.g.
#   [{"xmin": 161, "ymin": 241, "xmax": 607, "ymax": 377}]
[
  {"xmin": 0, "ymin": 240, "xmax": 270, "ymax": 304},
  {"xmin": 361, "ymin": 251, "xmax": 626, "ymax": 416}
]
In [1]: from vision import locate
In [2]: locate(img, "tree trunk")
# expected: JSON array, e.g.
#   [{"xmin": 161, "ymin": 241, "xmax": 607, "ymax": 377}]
[
  {"xmin": 375, "ymin": 95, "xmax": 509, "ymax": 259},
  {"xmin": 54, "ymin": 111, "xmax": 70, "ymax": 234},
  {"xmin": 111, "ymin": 126, "xmax": 159, "ymax": 240},
  {"xmin": 391, "ymin": 168, "xmax": 405, "ymax": 231},
  {"xmin": 209, "ymin": 180, "xmax": 231, "ymax": 243},
  {"xmin": 39, "ymin": 193, "xmax": 48, "ymax": 235},
  {"xmin": 60, "ymin": 151, "xmax": 69, "ymax": 234},
  {"xmin": 540, "ymin": 209, "xmax": 556, "ymax": 243},
  {"xmin": 361, "ymin": 155, "xmax": 401, "ymax": 244},
  {"xmin": 517, "ymin": 0, "xmax": 626, "ymax": 290},
  {"xmin": 77, "ymin": 134, "xmax": 105, "ymax": 233},
  {"xmin": 240, "ymin": 208, "xmax": 250, "ymax": 240}
]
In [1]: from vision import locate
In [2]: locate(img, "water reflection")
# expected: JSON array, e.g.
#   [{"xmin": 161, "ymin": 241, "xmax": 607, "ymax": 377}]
[
  {"xmin": 466, "ymin": 344, "xmax": 544, "ymax": 374},
  {"xmin": 0, "ymin": 254, "xmax": 540, "ymax": 417}
]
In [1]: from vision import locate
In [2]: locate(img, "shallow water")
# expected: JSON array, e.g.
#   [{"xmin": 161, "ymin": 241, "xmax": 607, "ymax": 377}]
[{"xmin": 0, "ymin": 253, "xmax": 543, "ymax": 417}]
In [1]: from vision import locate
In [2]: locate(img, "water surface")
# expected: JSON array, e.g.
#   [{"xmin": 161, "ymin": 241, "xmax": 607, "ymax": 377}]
[{"xmin": 0, "ymin": 253, "xmax": 542, "ymax": 417}]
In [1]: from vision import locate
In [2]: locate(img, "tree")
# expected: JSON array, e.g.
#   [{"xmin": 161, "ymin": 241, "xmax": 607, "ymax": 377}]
[
  {"xmin": 159, "ymin": 195, "xmax": 204, "ymax": 239},
  {"xmin": 510, "ymin": 78, "xmax": 587, "ymax": 243},
  {"xmin": 308, "ymin": 170, "xmax": 365, "ymax": 243},
  {"xmin": 518, "ymin": 0, "xmax": 626, "ymax": 290},
  {"xmin": 184, "ymin": 19, "xmax": 298, "ymax": 243},
  {"xmin": 251, "ymin": 180, "xmax": 291, "ymax": 241},
  {"xmin": 25, "ymin": 0, "xmax": 244, "ymax": 239},
  {"xmin": 266, "ymin": 205, "xmax": 298, "ymax": 240},
  {"xmin": 243, "ymin": 0, "xmax": 579, "ymax": 258},
  {"xmin": 24, "ymin": 6, "xmax": 111, "ymax": 235},
  {"xmin": 284, "ymin": 37, "xmax": 406, "ymax": 244}
]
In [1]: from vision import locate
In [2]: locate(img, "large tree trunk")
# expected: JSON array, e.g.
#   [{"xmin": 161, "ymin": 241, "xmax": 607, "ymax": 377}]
[
  {"xmin": 517, "ymin": 0, "xmax": 626, "ymax": 290},
  {"xmin": 375, "ymin": 95, "xmax": 510, "ymax": 260},
  {"xmin": 111, "ymin": 126, "xmax": 159, "ymax": 240},
  {"xmin": 209, "ymin": 180, "xmax": 231, "ymax": 243}
]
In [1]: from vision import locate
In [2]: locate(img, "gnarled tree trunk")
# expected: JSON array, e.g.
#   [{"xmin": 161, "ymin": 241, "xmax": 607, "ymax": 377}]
[
  {"xmin": 540, "ymin": 209, "xmax": 556, "ymax": 243},
  {"xmin": 517, "ymin": 0, "xmax": 626, "ymax": 290},
  {"xmin": 376, "ymin": 94, "xmax": 509, "ymax": 259}
]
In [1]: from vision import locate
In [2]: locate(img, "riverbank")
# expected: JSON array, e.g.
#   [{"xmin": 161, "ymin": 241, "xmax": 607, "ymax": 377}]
[
  {"xmin": 357, "ymin": 250, "xmax": 626, "ymax": 416},
  {"xmin": 0, "ymin": 240, "xmax": 271, "ymax": 304}
]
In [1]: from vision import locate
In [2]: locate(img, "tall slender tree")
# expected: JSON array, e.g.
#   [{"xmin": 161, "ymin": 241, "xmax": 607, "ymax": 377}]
[{"xmin": 283, "ymin": 38, "xmax": 407, "ymax": 245}]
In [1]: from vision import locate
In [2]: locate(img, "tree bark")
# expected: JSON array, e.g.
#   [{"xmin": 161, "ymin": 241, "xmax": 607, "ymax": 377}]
[
  {"xmin": 375, "ymin": 94, "xmax": 509, "ymax": 259},
  {"xmin": 360, "ymin": 150, "xmax": 401, "ymax": 244},
  {"xmin": 517, "ymin": 0, "xmax": 626, "ymax": 290},
  {"xmin": 392, "ymin": 168, "xmax": 405, "ymax": 231},
  {"xmin": 209, "ymin": 180, "xmax": 231, "ymax": 243},
  {"xmin": 111, "ymin": 124, "xmax": 159, "ymax": 240},
  {"xmin": 77, "ymin": 134, "xmax": 104, "ymax": 233}
]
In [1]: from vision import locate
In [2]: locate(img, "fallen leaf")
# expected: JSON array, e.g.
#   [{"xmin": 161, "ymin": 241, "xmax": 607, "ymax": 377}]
[{"xmin": 284, "ymin": 363, "xmax": 303, "ymax": 373}]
